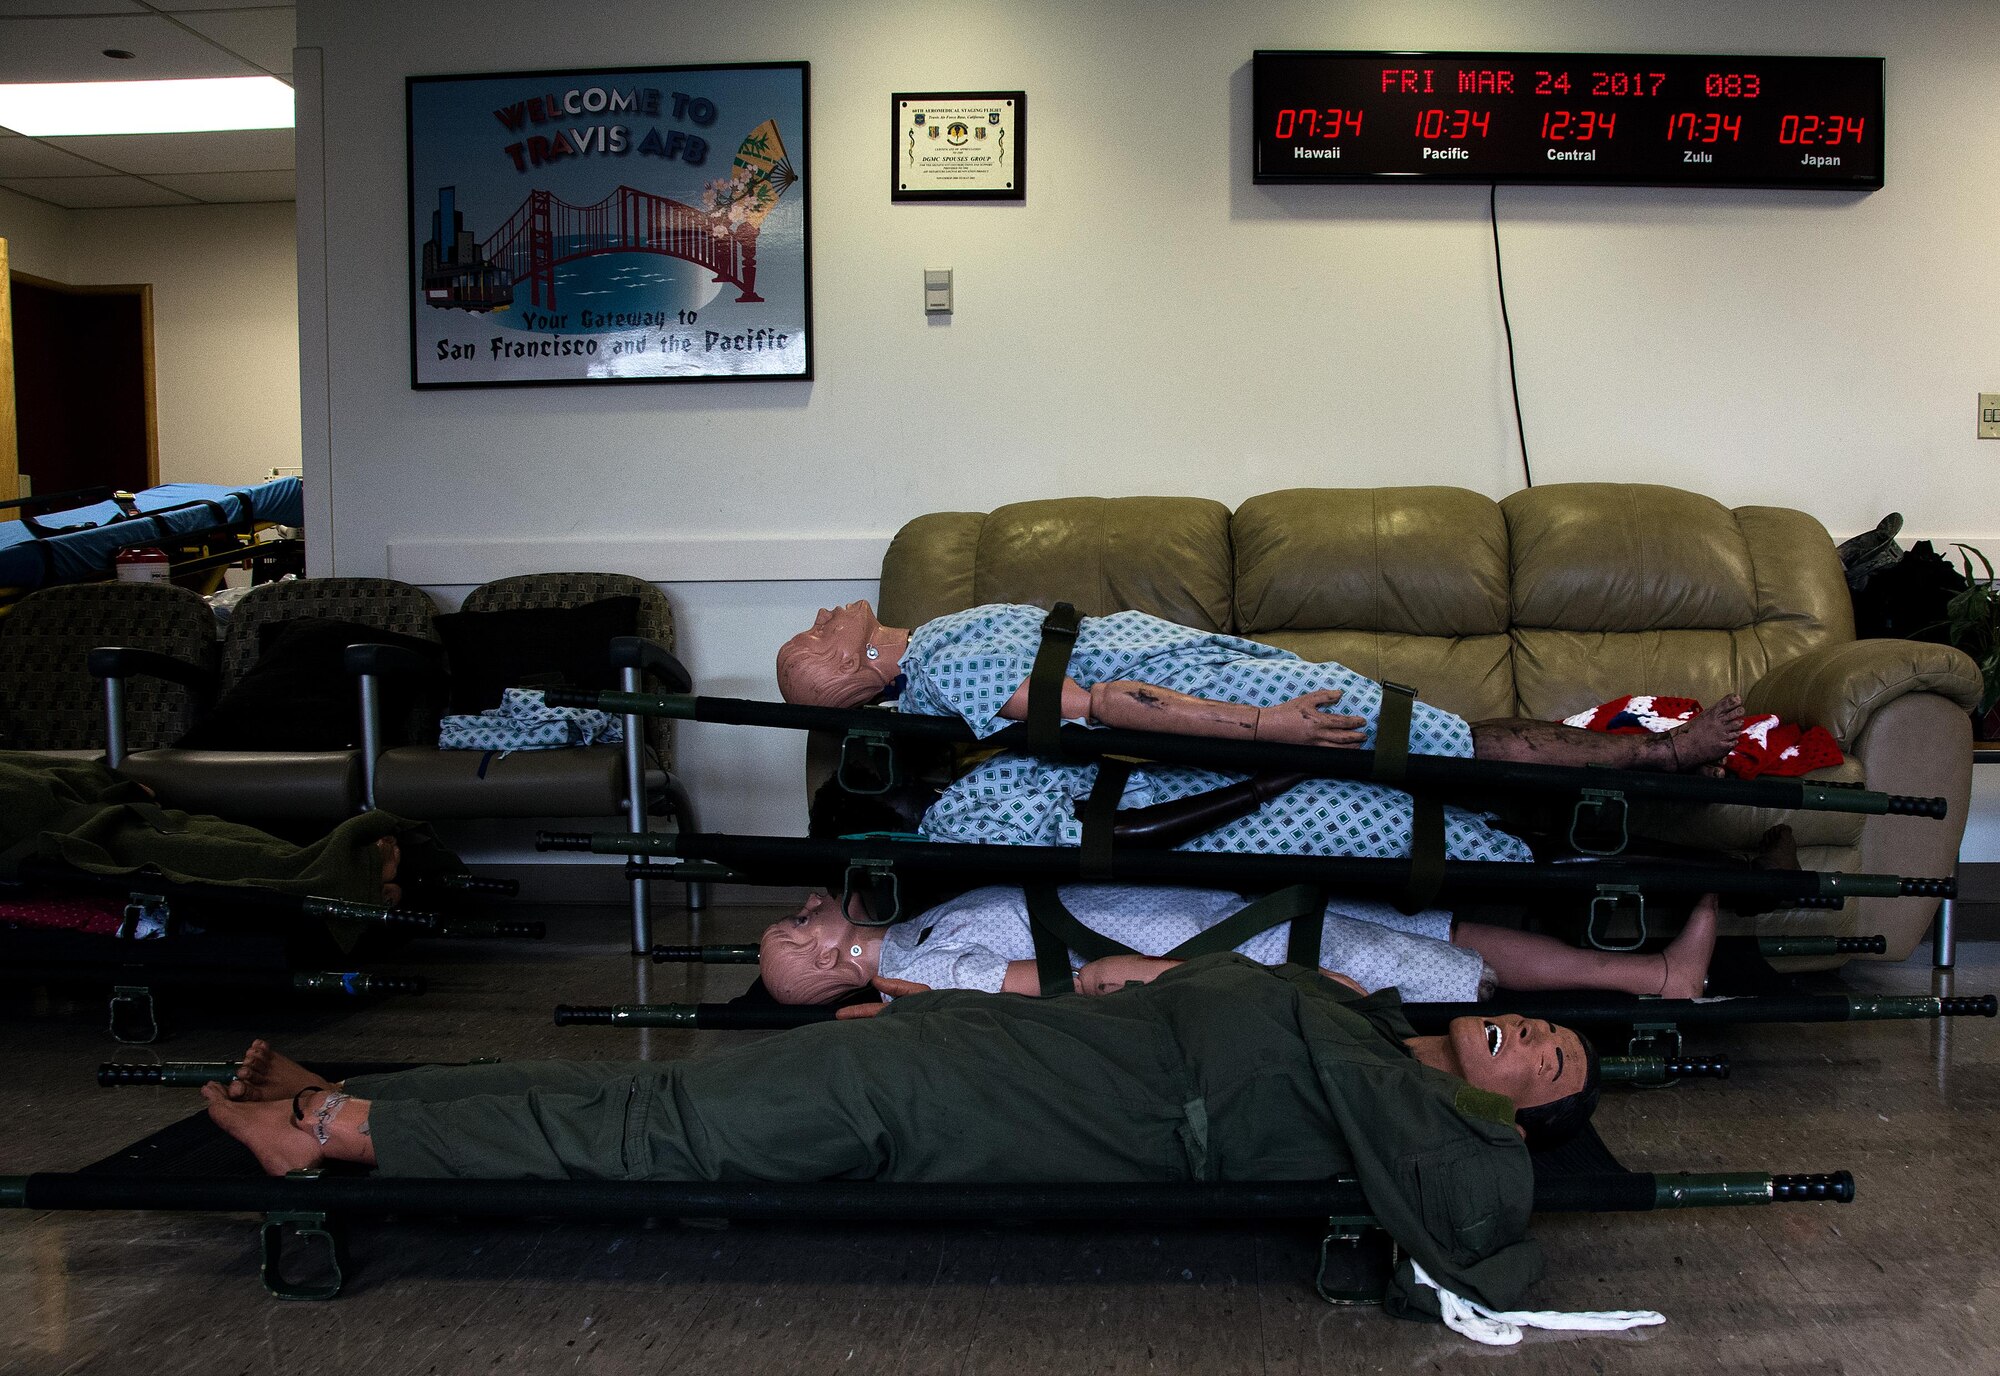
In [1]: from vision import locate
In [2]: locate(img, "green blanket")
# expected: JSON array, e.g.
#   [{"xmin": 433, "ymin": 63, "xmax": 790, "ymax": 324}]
[{"xmin": 0, "ymin": 752, "xmax": 407, "ymax": 905}]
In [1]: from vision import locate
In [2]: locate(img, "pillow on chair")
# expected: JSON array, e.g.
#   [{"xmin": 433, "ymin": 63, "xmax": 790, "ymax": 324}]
[
  {"xmin": 432, "ymin": 595, "xmax": 641, "ymax": 714},
  {"xmin": 174, "ymin": 618, "xmax": 441, "ymax": 751}
]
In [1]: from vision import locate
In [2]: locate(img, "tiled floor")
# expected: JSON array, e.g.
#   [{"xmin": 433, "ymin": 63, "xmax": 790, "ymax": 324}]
[{"xmin": 2, "ymin": 903, "xmax": 1995, "ymax": 1375}]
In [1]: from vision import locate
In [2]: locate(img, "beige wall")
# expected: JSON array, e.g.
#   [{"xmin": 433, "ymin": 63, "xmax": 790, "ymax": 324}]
[
  {"xmin": 0, "ymin": 191, "xmax": 299, "ymax": 488},
  {"xmin": 297, "ymin": 0, "xmax": 2000, "ymax": 840}
]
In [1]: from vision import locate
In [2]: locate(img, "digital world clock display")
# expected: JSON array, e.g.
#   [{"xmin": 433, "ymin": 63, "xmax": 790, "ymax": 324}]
[{"xmin": 1253, "ymin": 51, "xmax": 1884, "ymax": 188}]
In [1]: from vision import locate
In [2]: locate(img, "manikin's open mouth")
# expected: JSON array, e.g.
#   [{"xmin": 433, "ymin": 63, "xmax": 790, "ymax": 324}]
[{"xmin": 1484, "ymin": 1020, "xmax": 1504, "ymax": 1057}]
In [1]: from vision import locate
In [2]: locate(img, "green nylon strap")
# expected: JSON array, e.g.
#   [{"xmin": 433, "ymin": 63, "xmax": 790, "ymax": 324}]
[
  {"xmin": 1025, "ymin": 884, "xmax": 1130, "ymax": 996},
  {"xmin": 1077, "ymin": 758, "xmax": 1135, "ymax": 881},
  {"xmin": 1161, "ymin": 884, "xmax": 1328, "ymax": 963},
  {"xmin": 1023, "ymin": 883, "xmax": 1328, "ymax": 996},
  {"xmin": 1400, "ymin": 797, "xmax": 1447, "ymax": 915},
  {"xmin": 1371, "ymin": 681, "xmax": 1416, "ymax": 785},
  {"xmin": 1025, "ymin": 602, "xmax": 1082, "ymax": 755},
  {"xmin": 1367, "ymin": 681, "xmax": 1445, "ymax": 916}
]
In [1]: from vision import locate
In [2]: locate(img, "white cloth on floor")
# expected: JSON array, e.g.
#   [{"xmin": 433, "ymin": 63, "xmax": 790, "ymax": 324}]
[{"xmin": 1409, "ymin": 1258, "xmax": 1666, "ymax": 1346}]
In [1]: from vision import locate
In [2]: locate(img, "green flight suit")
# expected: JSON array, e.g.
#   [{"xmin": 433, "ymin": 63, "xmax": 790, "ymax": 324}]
[{"xmin": 350, "ymin": 954, "xmax": 1541, "ymax": 1312}]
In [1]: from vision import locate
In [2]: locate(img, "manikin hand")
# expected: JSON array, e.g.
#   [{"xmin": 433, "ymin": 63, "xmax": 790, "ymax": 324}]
[
  {"xmin": 1256, "ymin": 689, "xmax": 1367, "ymax": 748},
  {"xmin": 834, "ymin": 976, "xmax": 931, "ymax": 1018},
  {"xmin": 1075, "ymin": 954, "xmax": 1183, "ymax": 995},
  {"xmin": 1318, "ymin": 968, "xmax": 1367, "ymax": 995}
]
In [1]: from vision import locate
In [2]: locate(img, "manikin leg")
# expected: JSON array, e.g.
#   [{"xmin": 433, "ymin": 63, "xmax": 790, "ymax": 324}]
[
  {"xmin": 1453, "ymin": 895, "xmax": 1719, "ymax": 999},
  {"xmin": 1470, "ymin": 696, "xmax": 1745, "ymax": 775}
]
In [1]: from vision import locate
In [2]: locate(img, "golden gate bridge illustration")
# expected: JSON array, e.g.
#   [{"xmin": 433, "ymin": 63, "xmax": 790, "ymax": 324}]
[{"xmin": 422, "ymin": 120, "xmax": 796, "ymax": 315}]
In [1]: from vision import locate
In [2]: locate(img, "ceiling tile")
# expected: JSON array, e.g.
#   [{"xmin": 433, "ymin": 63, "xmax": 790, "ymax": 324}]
[
  {"xmin": 162, "ymin": 6, "xmax": 293, "ymax": 74},
  {"xmin": 0, "ymin": 14, "xmax": 264, "ymax": 81},
  {"xmin": 0, "ymin": 131, "xmax": 111, "ymax": 175},
  {"xmin": 147, "ymin": 166, "xmax": 291, "ymax": 201},
  {"xmin": 0, "ymin": 173, "xmax": 198, "ymax": 206},
  {"xmin": 42, "ymin": 126, "xmax": 291, "ymax": 173}
]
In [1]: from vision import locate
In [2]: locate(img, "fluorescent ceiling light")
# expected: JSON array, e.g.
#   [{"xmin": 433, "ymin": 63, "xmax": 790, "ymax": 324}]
[{"xmin": 0, "ymin": 77, "xmax": 293, "ymax": 136}]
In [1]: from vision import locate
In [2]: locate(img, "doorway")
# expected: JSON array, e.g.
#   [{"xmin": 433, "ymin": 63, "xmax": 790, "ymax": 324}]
[{"xmin": 6, "ymin": 267, "xmax": 157, "ymax": 500}]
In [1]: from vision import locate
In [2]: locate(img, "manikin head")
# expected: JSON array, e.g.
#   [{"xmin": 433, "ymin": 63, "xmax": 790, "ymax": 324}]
[
  {"xmin": 776, "ymin": 601, "xmax": 904, "ymax": 707},
  {"xmin": 1446, "ymin": 1013, "xmax": 1601, "ymax": 1149},
  {"xmin": 758, "ymin": 889, "xmax": 885, "ymax": 1004}
]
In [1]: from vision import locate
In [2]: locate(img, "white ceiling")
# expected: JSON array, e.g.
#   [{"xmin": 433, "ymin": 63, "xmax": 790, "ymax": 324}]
[{"xmin": 0, "ymin": 1, "xmax": 295, "ymax": 208}]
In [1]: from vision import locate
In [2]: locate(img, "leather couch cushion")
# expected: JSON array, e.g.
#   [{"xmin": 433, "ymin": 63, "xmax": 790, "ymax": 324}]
[
  {"xmin": 1505, "ymin": 485, "xmax": 1852, "ymax": 718},
  {"xmin": 1233, "ymin": 488, "xmax": 1515, "ymax": 721},
  {"xmin": 881, "ymin": 497, "xmax": 1233, "ymax": 631}
]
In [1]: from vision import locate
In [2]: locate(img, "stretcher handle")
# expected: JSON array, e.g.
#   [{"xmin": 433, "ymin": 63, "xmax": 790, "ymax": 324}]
[
  {"xmin": 1770, "ymin": 1172, "xmax": 1855, "ymax": 1202},
  {"xmin": 1942, "ymin": 996, "xmax": 1998, "ymax": 1017},
  {"xmin": 436, "ymin": 874, "xmax": 521, "ymax": 896},
  {"xmin": 291, "ymin": 972, "xmax": 425, "ymax": 997},
  {"xmin": 651, "ymin": 944, "xmax": 760, "ymax": 964},
  {"xmin": 438, "ymin": 920, "xmax": 545, "ymax": 939},
  {"xmin": 96, "ymin": 1062, "xmax": 239, "ymax": 1087}
]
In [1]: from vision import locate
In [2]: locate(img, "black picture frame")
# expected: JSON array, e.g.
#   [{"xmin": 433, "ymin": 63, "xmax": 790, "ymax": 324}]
[
  {"xmin": 890, "ymin": 91, "xmax": 1025, "ymax": 202},
  {"xmin": 407, "ymin": 61, "xmax": 812, "ymax": 388}
]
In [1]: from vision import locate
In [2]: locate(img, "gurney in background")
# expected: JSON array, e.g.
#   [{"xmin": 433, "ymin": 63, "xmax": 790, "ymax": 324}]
[{"xmin": 0, "ymin": 477, "xmax": 305, "ymax": 614}]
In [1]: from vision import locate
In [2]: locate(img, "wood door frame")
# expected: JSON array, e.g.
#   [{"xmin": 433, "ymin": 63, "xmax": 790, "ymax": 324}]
[
  {"xmin": 10, "ymin": 270, "xmax": 159, "ymax": 489},
  {"xmin": 0, "ymin": 239, "xmax": 16, "ymax": 501}
]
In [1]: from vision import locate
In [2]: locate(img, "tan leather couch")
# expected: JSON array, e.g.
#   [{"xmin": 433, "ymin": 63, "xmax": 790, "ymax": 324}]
[{"xmin": 878, "ymin": 484, "xmax": 1982, "ymax": 964}]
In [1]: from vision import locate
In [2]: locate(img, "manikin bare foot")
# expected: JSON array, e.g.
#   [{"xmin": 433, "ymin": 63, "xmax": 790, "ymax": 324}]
[
  {"xmin": 202, "ymin": 1082, "xmax": 325, "ymax": 1176},
  {"xmin": 1662, "ymin": 695, "xmax": 1745, "ymax": 776},
  {"xmin": 377, "ymin": 835, "xmax": 402, "ymax": 908},
  {"xmin": 1657, "ymin": 894, "xmax": 1719, "ymax": 998},
  {"xmin": 225, "ymin": 1039, "xmax": 334, "ymax": 1102}
]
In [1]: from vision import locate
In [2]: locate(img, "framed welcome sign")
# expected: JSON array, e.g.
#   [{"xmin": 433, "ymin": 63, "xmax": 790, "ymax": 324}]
[{"xmin": 407, "ymin": 61, "xmax": 812, "ymax": 387}]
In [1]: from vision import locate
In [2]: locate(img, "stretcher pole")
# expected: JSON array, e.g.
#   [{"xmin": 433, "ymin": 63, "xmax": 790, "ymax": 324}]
[
  {"xmin": 0, "ymin": 1168, "xmax": 1854, "ymax": 1219},
  {"xmin": 537, "ymin": 829, "xmax": 1952, "ymax": 907},
  {"xmin": 12, "ymin": 860, "xmax": 447, "ymax": 933},
  {"xmin": 643, "ymin": 935, "xmax": 1888, "ymax": 966},
  {"xmin": 555, "ymin": 992, "xmax": 1995, "ymax": 1031},
  {"xmin": 542, "ymin": 688, "xmax": 1948, "ymax": 822}
]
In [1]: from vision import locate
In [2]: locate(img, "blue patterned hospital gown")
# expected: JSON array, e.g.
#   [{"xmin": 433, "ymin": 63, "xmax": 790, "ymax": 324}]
[{"xmin": 901, "ymin": 604, "xmax": 1533, "ymax": 864}]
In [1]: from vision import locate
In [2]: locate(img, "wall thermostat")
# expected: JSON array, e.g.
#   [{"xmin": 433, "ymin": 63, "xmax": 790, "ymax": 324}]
[{"xmin": 924, "ymin": 268, "xmax": 953, "ymax": 314}]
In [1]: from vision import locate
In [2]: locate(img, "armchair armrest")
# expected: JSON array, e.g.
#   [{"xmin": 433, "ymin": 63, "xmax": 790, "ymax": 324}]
[
  {"xmin": 1746, "ymin": 638, "xmax": 1983, "ymax": 747},
  {"xmin": 342, "ymin": 641, "xmax": 447, "ymax": 681},
  {"xmin": 87, "ymin": 645, "xmax": 219, "ymax": 697},
  {"xmin": 609, "ymin": 635, "xmax": 692, "ymax": 693}
]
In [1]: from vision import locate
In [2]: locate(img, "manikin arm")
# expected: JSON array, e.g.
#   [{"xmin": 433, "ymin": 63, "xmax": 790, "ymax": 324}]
[
  {"xmin": 997, "ymin": 677, "xmax": 1368, "ymax": 748},
  {"xmin": 1073, "ymin": 955, "xmax": 1366, "ymax": 997}
]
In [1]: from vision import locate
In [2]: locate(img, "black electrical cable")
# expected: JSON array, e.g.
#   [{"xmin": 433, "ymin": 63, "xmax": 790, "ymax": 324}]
[{"xmin": 1490, "ymin": 183, "xmax": 1532, "ymax": 488}]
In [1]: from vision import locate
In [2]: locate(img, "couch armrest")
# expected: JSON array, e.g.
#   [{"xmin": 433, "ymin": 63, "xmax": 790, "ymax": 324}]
[
  {"xmin": 609, "ymin": 634, "xmax": 692, "ymax": 693},
  {"xmin": 87, "ymin": 645, "xmax": 219, "ymax": 697},
  {"xmin": 1746, "ymin": 638, "xmax": 1982, "ymax": 747}
]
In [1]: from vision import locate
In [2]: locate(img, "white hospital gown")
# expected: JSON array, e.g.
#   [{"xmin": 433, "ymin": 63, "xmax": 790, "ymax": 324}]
[
  {"xmin": 876, "ymin": 884, "xmax": 1492, "ymax": 1002},
  {"xmin": 902, "ymin": 604, "xmax": 1532, "ymax": 864}
]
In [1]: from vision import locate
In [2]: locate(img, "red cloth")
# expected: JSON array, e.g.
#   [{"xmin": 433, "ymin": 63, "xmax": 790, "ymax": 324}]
[
  {"xmin": 0, "ymin": 893, "xmax": 128, "ymax": 935},
  {"xmin": 1560, "ymin": 694, "xmax": 1844, "ymax": 780}
]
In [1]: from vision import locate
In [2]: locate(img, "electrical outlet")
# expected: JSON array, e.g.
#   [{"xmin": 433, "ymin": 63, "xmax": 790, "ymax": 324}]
[{"xmin": 1982, "ymin": 393, "xmax": 2000, "ymax": 440}]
